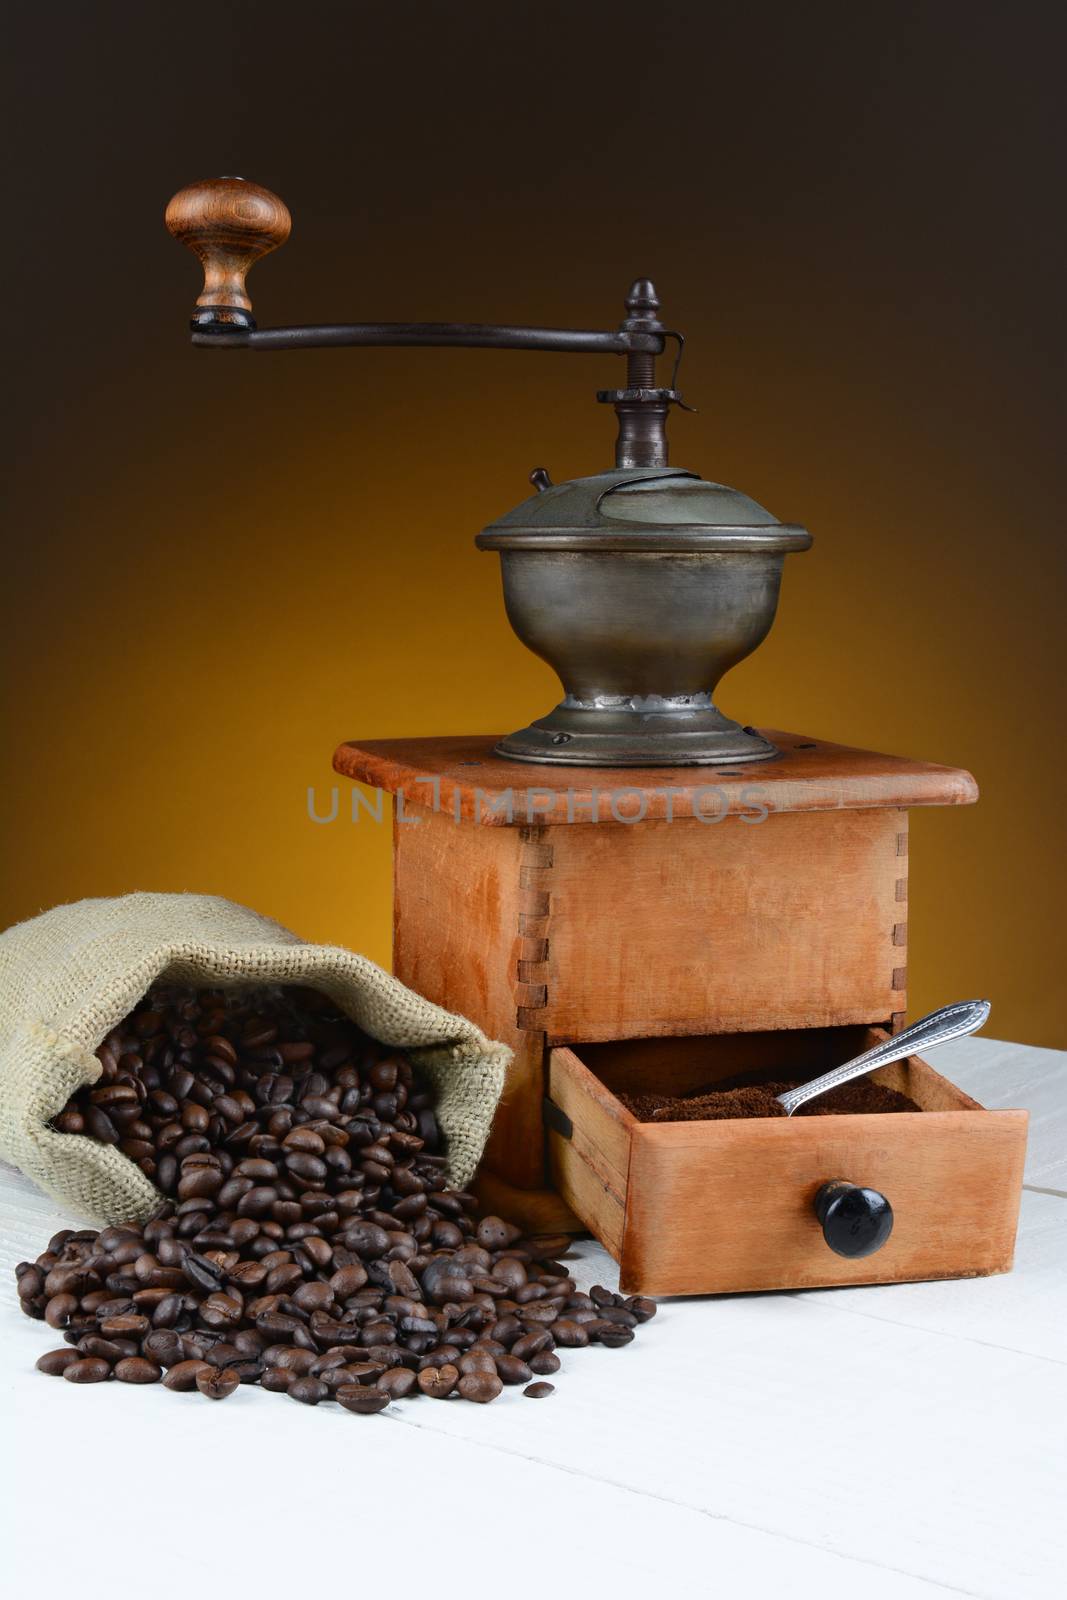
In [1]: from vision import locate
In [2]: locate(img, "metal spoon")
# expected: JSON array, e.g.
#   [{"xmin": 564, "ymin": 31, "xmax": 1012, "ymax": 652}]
[{"xmin": 776, "ymin": 999, "xmax": 991, "ymax": 1116}]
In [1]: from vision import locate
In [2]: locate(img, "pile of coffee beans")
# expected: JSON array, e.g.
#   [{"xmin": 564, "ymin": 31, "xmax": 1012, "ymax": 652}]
[{"xmin": 16, "ymin": 985, "xmax": 654, "ymax": 1409}]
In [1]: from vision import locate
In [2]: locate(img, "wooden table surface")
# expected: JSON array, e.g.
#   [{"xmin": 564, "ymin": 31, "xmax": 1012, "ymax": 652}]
[{"xmin": 2, "ymin": 1035, "xmax": 1064, "ymax": 1600}]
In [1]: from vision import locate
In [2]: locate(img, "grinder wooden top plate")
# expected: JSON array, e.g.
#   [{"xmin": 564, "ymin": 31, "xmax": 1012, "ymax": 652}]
[{"xmin": 333, "ymin": 731, "xmax": 978, "ymax": 827}]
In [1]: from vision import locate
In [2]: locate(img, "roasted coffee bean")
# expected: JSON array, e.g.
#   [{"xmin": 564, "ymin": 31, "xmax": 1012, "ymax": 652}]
[
  {"xmin": 99, "ymin": 1313, "xmax": 150, "ymax": 1338},
  {"xmin": 182, "ymin": 1253, "xmax": 224, "ymax": 1293},
  {"xmin": 45, "ymin": 1293, "xmax": 78, "ymax": 1329},
  {"xmin": 495, "ymin": 1353, "xmax": 534, "ymax": 1385},
  {"xmin": 417, "ymin": 1363, "xmax": 459, "ymax": 1399},
  {"xmin": 288, "ymin": 1376, "xmax": 328, "ymax": 1405},
  {"xmin": 45, "ymin": 1264, "xmax": 95, "ymax": 1297},
  {"xmin": 260, "ymin": 1366, "xmax": 294, "ymax": 1392},
  {"xmin": 84, "ymin": 1105, "xmax": 119, "ymax": 1144},
  {"xmin": 79, "ymin": 1335, "xmax": 129, "ymax": 1362},
  {"xmin": 341, "ymin": 1360, "xmax": 388, "ymax": 1384},
  {"xmin": 270, "ymin": 1347, "xmax": 318, "ymax": 1375},
  {"xmin": 337, "ymin": 1384, "xmax": 390, "ymax": 1414},
  {"xmin": 376, "ymin": 1366, "xmax": 418, "ymax": 1398},
  {"xmin": 114, "ymin": 1356, "xmax": 162, "ymax": 1383},
  {"xmin": 511, "ymin": 1330, "xmax": 552, "ymax": 1362},
  {"xmin": 520, "ymin": 1301, "xmax": 563, "ymax": 1326},
  {"xmin": 523, "ymin": 1381, "xmax": 555, "ymax": 1398},
  {"xmin": 204, "ymin": 1342, "xmax": 242, "ymax": 1368},
  {"xmin": 306, "ymin": 1365, "xmax": 346, "ymax": 1392},
  {"xmin": 598, "ymin": 1306, "xmax": 638, "ymax": 1327},
  {"xmin": 151, "ymin": 1292, "xmax": 183, "ymax": 1328},
  {"xmin": 18, "ymin": 1265, "xmax": 45, "ymax": 1301},
  {"xmin": 199, "ymin": 1291, "xmax": 243, "ymax": 1329},
  {"xmin": 36, "ymin": 1348, "xmax": 80, "ymax": 1376},
  {"xmin": 291, "ymin": 1281, "xmax": 334, "ymax": 1313},
  {"xmin": 551, "ymin": 1319, "xmax": 589, "ymax": 1347},
  {"xmin": 196, "ymin": 1366, "xmax": 240, "ymax": 1400},
  {"xmin": 476, "ymin": 1215, "xmax": 521, "ymax": 1251},
  {"xmin": 63, "ymin": 1357, "xmax": 111, "ymax": 1384},
  {"xmin": 458, "ymin": 1371, "xmax": 503, "ymax": 1403},
  {"xmin": 162, "ymin": 1359, "xmax": 212, "ymax": 1391},
  {"xmin": 26, "ymin": 985, "xmax": 651, "ymax": 1414}
]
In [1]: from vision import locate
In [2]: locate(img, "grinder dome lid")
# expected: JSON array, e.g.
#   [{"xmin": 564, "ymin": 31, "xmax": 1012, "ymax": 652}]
[{"xmin": 475, "ymin": 467, "xmax": 813, "ymax": 553}]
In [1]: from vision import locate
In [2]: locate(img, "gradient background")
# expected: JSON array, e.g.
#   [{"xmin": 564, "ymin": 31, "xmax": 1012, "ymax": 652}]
[{"xmin": 3, "ymin": 2, "xmax": 1064, "ymax": 1046}]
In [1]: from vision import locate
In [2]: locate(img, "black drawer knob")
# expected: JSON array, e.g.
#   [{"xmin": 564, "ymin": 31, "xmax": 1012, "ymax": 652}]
[{"xmin": 814, "ymin": 1179, "xmax": 894, "ymax": 1258}]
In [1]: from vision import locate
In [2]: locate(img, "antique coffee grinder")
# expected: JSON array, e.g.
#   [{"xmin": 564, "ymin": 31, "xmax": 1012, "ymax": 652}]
[
  {"xmin": 166, "ymin": 176, "xmax": 811, "ymax": 766},
  {"xmin": 166, "ymin": 177, "xmax": 1022, "ymax": 1294}
]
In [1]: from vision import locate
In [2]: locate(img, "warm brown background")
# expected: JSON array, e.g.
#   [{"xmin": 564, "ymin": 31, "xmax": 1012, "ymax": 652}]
[{"xmin": 2, "ymin": 2, "xmax": 1064, "ymax": 1045}]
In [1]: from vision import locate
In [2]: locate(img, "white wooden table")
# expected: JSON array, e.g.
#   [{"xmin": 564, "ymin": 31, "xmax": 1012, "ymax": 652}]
[{"xmin": 2, "ymin": 1036, "xmax": 1063, "ymax": 1600}]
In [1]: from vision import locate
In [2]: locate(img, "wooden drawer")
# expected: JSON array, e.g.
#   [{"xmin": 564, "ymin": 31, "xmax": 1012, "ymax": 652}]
[{"xmin": 547, "ymin": 1028, "xmax": 1027, "ymax": 1296}]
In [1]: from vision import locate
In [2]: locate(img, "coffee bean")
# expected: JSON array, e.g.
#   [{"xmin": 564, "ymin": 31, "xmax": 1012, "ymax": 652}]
[
  {"xmin": 458, "ymin": 1371, "xmax": 503, "ymax": 1403},
  {"xmin": 84, "ymin": 1105, "xmax": 119, "ymax": 1144},
  {"xmin": 196, "ymin": 1366, "xmax": 240, "ymax": 1400},
  {"xmin": 182, "ymin": 1253, "xmax": 224, "ymax": 1293},
  {"xmin": 597, "ymin": 1306, "xmax": 638, "ymax": 1327},
  {"xmin": 36, "ymin": 1348, "xmax": 80, "ymax": 1376},
  {"xmin": 476, "ymin": 1215, "xmax": 521, "ymax": 1251},
  {"xmin": 458, "ymin": 1348, "xmax": 498, "ymax": 1376},
  {"xmin": 511, "ymin": 1330, "xmax": 552, "ymax": 1362},
  {"xmin": 523, "ymin": 1381, "xmax": 555, "ymax": 1398},
  {"xmin": 337, "ymin": 1385, "xmax": 390, "ymax": 1414},
  {"xmin": 25, "ymin": 985, "xmax": 651, "ymax": 1418},
  {"xmin": 260, "ymin": 1366, "xmax": 294, "ymax": 1392},
  {"xmin": 199, "ymin": 1291, "xmax": 243, "ymax": 1329},
  {"xmin": 376, "ymin": 1366, "xmax": 418, "ymax": 1398},
  {"xmin": 519, "ymin": 1301, "xmax": 562, "ymax": 1326},
  {"xmin": 417, "ymin": 1363, "xmax": 459, "ymax": 1399},
  {"xmin": 143, "ymin": 1329, "xmax": 184, "ymax": 1366},
  {"xmin": 342, "ymin": 1360, "xmax": 389, "ymax": 1384},
  {"xmin": 78, "ymin": 1335, "xmax": 128, "ymax": 1361},
  {"xmin": 288, "ymin": 1376, "xmax": 328, "ymax": 1405},
  {"xmin": 291, "ymin": 1281, "xmax": 334, "ymax": 1313},
  {"xmin": 495, "ymin": 1353, "xmax": 534, "ymax": 1385},
  {"xmin": 114, "ymin": 1357, "xmax": 162, "ymax": 1383},
  {"xmin": 44, "ymin": 1293, "xmax": 78, "ymax": 1329},
  {"xmin": 162, "ymin": 1359, "xmax": 212, "ymax": 1391},
  {"xmin": 99, "ymin": 1313, "xmax": 150, "ymax": 1338},
  {"xmin": 18, "ymin": 1265, "xmax": 45, "ymax": 1300},
  {"xmin": 63, "ymin": 1357, "xmax": 111, "ymax": 1383},
  {"xmin": 269, "ymin": 1346, "xmax": 319, "ymax": 1374},
  {"xmin": 551, "ymin": 1319, "xmax": 589, "ymax": 1348}
]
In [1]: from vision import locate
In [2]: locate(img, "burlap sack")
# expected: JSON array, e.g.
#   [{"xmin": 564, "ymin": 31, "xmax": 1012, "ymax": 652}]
[{"xmin": 0, "ymin": 892, "xmax": 510, "ymax": 1225}]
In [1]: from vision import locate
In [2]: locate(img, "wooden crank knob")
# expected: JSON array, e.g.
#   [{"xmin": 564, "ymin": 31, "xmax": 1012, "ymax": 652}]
[
  {"xmin": 164, "ymin": 176, "xmax": 291, "ymax": 330},
  {"xmin": 813, "ymin": 1179, "xmax": 894, "ymax": 1258}
]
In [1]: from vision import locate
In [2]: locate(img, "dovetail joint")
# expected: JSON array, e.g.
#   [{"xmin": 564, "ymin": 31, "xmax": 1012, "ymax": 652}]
[{"xmin": 515, "ymin": 829, "xmax": 552, "ymax": 1031}]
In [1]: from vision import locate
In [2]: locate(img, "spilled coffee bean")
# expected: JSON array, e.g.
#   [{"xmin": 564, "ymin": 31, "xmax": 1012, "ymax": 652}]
[
  {"xmin": 196, "ymin": 1366, "xmax": 240, "ymax": 1400},
  {"xmin": 18, "ymin": 985, "xmax": 656, "ymax": 1411}
]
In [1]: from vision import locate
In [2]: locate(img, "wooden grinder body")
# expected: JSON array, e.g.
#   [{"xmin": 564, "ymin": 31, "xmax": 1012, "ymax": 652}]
[{"xmin": 333, "ymin": 732, "xmax": 1026, "ymax": 1292}]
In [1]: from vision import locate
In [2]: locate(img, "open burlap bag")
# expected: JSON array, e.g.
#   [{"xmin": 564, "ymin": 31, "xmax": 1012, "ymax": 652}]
[{"xmin": 0, "ymin": 892, "xmax": 510, "ymax": 1225}]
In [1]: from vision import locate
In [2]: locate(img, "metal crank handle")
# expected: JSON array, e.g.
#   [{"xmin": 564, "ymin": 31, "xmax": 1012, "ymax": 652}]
[
  {"xmin": 776, "ymin": 999, "xmax": 991, "ymax": 1116},
  {"xmin": 164, "ymin": 177, "xmax": 675, "ymax": 365}
]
